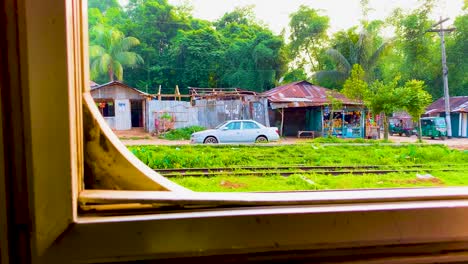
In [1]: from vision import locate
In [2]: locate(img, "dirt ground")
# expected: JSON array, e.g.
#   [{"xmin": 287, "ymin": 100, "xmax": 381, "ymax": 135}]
[{"xmin": 115, "ymin": 128, "xmax": 468, "ymax": 150}]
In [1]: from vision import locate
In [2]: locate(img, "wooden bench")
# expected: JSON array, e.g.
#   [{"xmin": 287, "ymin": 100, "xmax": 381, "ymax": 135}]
[{"xmin": 297, "ymin": 131, "xmax": 315, "ymax": 138}]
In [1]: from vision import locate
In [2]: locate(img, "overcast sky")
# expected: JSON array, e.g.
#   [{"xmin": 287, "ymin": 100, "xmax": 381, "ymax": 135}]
[{"xmin": 168, "ymin": 0, "xmax": 464, "ymax": 35}]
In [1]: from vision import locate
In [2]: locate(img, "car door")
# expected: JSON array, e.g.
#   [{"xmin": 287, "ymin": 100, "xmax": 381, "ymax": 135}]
[
  {"xmin": 242, "ymin": 121, "xmax": 261, "ymax": 142},
  {"xmin": 217, "ymin": 121, "xmax": 242, "ymax": 143}
]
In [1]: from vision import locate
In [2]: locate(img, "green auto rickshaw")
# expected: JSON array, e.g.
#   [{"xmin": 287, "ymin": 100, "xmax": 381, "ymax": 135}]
[
  {"xmin": 389, "ymin": 117, "xmax": 414, "ymax": 137},
  {"xmin": 415, "ymin": 117, "xmax": 447, "ymax": 140}
]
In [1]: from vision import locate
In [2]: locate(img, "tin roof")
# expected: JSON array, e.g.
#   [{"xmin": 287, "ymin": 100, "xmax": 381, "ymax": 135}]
[
  {"xmin": 261, "ymin": 81, "xmax": 362, "ymax": 109},
  {"xmin": 91, "ymin": 81, "xmax": 155, "ymax": 98},
  {"xmin": 425, "ymin": 96, "xmax": 468, "ymax": 114}
]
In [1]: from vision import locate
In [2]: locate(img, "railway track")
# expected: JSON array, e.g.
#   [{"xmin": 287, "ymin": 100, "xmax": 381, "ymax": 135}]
[{"xmin": 155, "ymin": 164, "xmax": 467, "ymax": 178}]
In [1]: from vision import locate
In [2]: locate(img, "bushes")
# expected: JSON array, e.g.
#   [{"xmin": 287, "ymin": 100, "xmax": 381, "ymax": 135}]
[{"xmin": 160, "ymin": 126, "xmax": 206, "ymax": 140}]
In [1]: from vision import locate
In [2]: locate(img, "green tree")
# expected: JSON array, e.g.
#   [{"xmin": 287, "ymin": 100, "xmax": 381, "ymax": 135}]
[
  {"xmin": 88, "ymin": 0, "xmax": 120, "ymax": 13},
  {"xmin": 400, "ymin": 80, "xmax": 432, "ymax": 141},
  {"xmin": 88, "ymin": 6, "xmax": 129, "ymax": 32},
  {"xmin": 385, "ymin": 1, "xmax": 441, "ymax": 98},
  {"xmin": 446, "ymin": 11, "xmax": 468, "ymax": 96},
  {"xmin": 89, "ymin": 25, "xmax": 144, "ymax": 82},
  {"xmin": 123, "ymin": 0, "xmax": 189, "ymax": 90},
  {"xmin": 315, "ymin": 25, "xmax": 389, "ymax": 88},
  {"xmin": 342, "ymin": 64, "xmax": 369, "ymax": 105},
  {"xmin": 280, "ymin": 68, "xmax": 308, "ymax": 84},
  {"xmin": 215, "ymin": 7, "xmax": 287, "ymax": 91},
  {"xmin": 287, "ymin": 6, "xmax": 330, "ymax": 72},
  {"xmin": 325, "ymin": 91, "xmax": 343, "ymax": 137},
  {"xmin": 368, "ymin": 77, "xmax": 402, "ymax": 140},
  {"xmin": 214, "ymin": 5, "xmax": 257, "ymax": 31},
  {"xmin": 171, "ymin": 27, "xmax": 224, "ymax": 89}
]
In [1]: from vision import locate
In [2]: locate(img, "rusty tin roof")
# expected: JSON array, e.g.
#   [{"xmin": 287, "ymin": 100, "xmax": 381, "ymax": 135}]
[
  {"xmin": 91, "ymin": 81, "xmax": 155, "ymax": 98},
  {"xmin": 425, "ymin": 96, "xmax": 468, "ymax": 114},
  {"xmin": 261, "ymin": 81, "xmax": 362, "ymax": 109}
]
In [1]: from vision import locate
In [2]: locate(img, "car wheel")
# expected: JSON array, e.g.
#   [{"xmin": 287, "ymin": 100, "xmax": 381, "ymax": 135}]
[
  {"xmin": 204, "ymin": 136, "xmax": 218, "ymax": 144},
  {"xmin": 405, "ymin": 131, "xmax": 410, "ymax": 137},
  {"xmin": 255, "ymin": 136, "xmax": 268, "ymax": 143}
]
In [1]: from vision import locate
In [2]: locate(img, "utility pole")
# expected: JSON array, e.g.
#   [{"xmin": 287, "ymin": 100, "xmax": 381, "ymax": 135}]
[{"xmin": 427, "ymin": 17, "xmax": 456, "ymax": 138}]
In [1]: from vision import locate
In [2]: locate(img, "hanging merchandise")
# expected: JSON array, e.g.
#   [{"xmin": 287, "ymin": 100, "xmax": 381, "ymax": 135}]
[
  {"xmin": 99, "ymin": 102, "xmax": 106, "ymax": 108},
  {"xmin": 107, "ymin": 101, "xmax": 113, "ymax": 106}
]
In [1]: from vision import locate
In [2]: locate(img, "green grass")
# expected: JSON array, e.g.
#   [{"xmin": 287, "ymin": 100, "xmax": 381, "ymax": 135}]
[
  {"xmin": 307, "ymin": 136, "xmax": 392, "ymax": 144},
  {"xmin": 129, "ymin": 144, "xmax": 467, "ymax": 168},
  {"xmin": 172, "ymin": 171, "xmax": 467, "ymax": 192},
  {"xmin": 128, "ymin": 144, "xmax": 468, "ymax": 191}
]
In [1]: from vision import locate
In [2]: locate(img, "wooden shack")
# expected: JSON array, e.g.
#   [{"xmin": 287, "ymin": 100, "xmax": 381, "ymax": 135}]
[{"xmin": 90, "ymin": 81, "xmax": 153, "ymax": 131}]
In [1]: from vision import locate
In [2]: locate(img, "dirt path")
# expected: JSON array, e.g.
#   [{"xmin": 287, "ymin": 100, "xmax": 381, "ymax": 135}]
[
  {"xmin": 114, "ymin": 128, "xmax": 467, "ymax": 149},
  {"xmin": 385, "ymin": 135, "xmax": 468, "ymax": 150},
  {"xmin": 119, "ymin": 134, "xmax": 468, "ymax": 150}
]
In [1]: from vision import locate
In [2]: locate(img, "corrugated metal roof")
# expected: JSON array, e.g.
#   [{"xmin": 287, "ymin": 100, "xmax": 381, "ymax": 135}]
[
  {"xmin": 91, "ymin": 81, "xmax": 155, "ymax": 98},
  {"xmin": 261, "ymin": 80, "xmax": 362, "ymax": 108},
  {"xmin": 425, "ymin": 96, "xmax": 468, "ymax": 114}
]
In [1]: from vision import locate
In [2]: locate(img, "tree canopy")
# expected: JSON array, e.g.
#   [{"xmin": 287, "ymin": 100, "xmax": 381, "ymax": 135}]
[
  {"xmin": 89, "ymin": 25, "xmax": 144, "ymax": 82},
  {"xmin": 87, "ymin": 0, "xmax": 467, "ymax": 100}
]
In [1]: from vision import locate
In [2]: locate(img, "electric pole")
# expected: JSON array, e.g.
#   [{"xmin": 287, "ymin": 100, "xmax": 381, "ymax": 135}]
[{"xmin": 427, "ymin": 17, "xmax": 455, "ymax": 138}]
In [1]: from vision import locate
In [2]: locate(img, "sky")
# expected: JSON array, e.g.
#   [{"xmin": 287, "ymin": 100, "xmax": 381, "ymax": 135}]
[{"xmin": 167, "ymin": 0, "xmax": 464, "ymax": 35}]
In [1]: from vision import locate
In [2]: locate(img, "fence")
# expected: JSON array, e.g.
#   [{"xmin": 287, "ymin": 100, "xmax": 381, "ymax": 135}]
[{"xmin": 147, "ymin": 99, "xmax": 269, "ymax": 133}]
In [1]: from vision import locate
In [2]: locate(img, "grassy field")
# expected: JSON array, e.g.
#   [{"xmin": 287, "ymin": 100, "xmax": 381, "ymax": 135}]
[{"xmin": 128, "ymin": 144, "xmax": 468, "ymax": 192}]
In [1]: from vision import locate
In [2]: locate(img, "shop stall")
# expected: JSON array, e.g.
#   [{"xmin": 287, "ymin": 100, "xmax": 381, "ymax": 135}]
[{"xmin": 322, "ymin": 107, "xmax": 365, "ymax": 138}]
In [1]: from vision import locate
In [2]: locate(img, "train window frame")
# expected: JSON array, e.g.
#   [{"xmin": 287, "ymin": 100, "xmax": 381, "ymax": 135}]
[{"xmin": 3, "ymin": 0, "xmax": 468, "ymax": 263}]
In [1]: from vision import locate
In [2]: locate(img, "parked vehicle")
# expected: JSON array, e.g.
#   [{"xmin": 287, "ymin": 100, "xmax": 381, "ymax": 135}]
[
  {"xmin": 389, "ymin": 117, "xmax": 414, "ymax": 137},
  {"xmin": 415, "ymin": 117, "xmax": 447, "ymax": 140},
  {"xmin": 190, "ymin": 120, "xmax": 280, "ymax": 144}
]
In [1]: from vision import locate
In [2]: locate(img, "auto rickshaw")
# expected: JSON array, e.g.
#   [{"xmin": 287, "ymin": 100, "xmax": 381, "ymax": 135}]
[
  {"xmin": 415, "ymin": 117, "xmax": 447, "ymax": 140},
  {"xmin": 389, "ymin": 117, "xmax": 414, "ymax": 137}
]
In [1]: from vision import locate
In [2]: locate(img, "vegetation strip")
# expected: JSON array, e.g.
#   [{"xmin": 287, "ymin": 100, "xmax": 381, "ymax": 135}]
[
  {"xmin": 155, "ymin": 164, "xmax": 466, "ymax": 174},
  {"xmin": 158, "ymin": 168, "xmax": 466, "ymax": 178},
  {"xmin": 129, "ymin": 144, "xmax": 468, "ymax": 191}
]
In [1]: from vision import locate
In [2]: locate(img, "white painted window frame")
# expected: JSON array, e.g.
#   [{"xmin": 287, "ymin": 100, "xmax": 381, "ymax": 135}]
[{"xmin": 3, "ymin": 0, "xmax": 468, "ymax": 263}]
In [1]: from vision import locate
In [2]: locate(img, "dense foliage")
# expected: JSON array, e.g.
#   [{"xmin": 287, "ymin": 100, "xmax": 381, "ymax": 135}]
[{"xmin": 88, "ymin": 0, "xmax": 467, "ymax": 98}]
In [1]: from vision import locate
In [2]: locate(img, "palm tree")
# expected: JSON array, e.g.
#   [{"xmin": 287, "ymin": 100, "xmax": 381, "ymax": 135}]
[
  {"xmin": 89, "ymin": 24, "xmax": 144, "ymax": 82},
  {"xmin": 315, "ymin": 28, "xmax": 390, "ymax": 85}
]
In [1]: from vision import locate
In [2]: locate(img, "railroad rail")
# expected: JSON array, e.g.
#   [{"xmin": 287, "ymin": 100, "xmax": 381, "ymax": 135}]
[{"xmin": 155, "ymin": 164, "xmax": 467, "ymax": 178}]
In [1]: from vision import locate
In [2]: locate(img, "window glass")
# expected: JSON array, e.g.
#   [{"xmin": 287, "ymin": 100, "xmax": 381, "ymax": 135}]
[
  {"xmin": 86, "ymin": 0, "xmax": 468, "ymax": 193},
  {"xmin": 243, "ymin": 121, "xmax": 259, "ymax": 129},
  {"xmin": 435, "ymin": 119, "xmax": 446, "ymax": 126},
  {"xmin": 225, "ymin": 121, "xmax": 241, "ymax": 130},
  {"xmin": 96, "ymin": 100, "xmax": 115, "ymax": 117}
]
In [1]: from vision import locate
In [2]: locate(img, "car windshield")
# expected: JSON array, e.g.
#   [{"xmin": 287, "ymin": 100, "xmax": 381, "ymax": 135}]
[
  {"xmin": 435, "ymin": 119, "xmax": 446, "ymax": 126},
  {"xmin": 215, "ymin": 121, "xmax": 229, "ymax": 129}
]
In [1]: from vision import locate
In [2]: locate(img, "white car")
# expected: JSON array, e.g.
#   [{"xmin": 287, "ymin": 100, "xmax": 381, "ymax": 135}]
[{"xmin": 190, "ymin": 120, "xmax": 280, "ymax": 144}]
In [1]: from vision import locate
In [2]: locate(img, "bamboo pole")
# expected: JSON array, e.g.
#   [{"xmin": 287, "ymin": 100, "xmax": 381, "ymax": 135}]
[
  {"xmin": 175, "ymin": 85, "xmax": 181, "ymax": 101},
  {"xmin": 280, "ymin": 108, "xmax": 284, "ymax": 136},
  {"xmin": 157, "ymin": 85, "xmax": 161, "ymax": 101}
]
